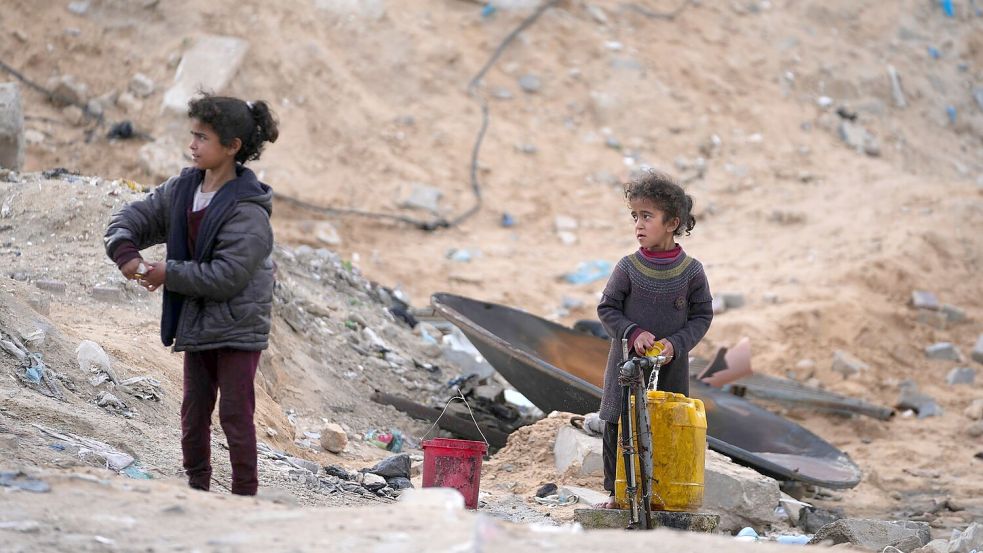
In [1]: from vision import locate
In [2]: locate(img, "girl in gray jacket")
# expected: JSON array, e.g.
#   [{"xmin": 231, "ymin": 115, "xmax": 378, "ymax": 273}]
[{"xmin": 105, "ymin": 95, "xmax": 278, "ymax": 496}]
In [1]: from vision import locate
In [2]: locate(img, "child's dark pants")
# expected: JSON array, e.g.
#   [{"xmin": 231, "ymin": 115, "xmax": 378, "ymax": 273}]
[{"xmin": 181, "ymin": 348, "xmax": 261, "ymax": 496}]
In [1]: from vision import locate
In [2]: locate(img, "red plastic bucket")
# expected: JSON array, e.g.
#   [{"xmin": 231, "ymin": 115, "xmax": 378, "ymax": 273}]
[{"xmin": 421, "ymin": 438, "xmax": 487, "ymax": 509}]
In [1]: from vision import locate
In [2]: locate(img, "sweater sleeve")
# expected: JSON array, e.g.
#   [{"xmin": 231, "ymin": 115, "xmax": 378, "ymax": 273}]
[
  {"xmin": 665, "ymin": 265, "xmax": 713, "ymax": 357},
  {"xmin": 597, "ymin": 262, "xmax": 639, "ymax": 342}
]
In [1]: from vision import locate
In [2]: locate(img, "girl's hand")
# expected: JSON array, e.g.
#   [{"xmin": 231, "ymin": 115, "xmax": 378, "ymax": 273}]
[
  {"xmin": 120, "ymin": 258, "xmax": 143, "ymax": 280},
  {"xmin": 633, "ymin": 331, "xmax": 657, "ymax": 355},
  {"xmin": 139, "ymin": 261, "xmax": 166, "ymax": 292},
  {"xmin": 657, "ymin": 339, "xmax": 675, "ymax": 363}
]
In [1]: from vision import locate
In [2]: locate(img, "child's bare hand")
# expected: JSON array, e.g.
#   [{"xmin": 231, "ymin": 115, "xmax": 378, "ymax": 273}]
[
  {"xmin": 120, "ymin": 258, "xmax": 144, "ymax": 280},
  {"xmin": 633, "ymin": 331, "xmax": 657, "ymax": 355},
  {"xmin": 657, "ymin": 339, "xmax": 674, "ymax": 362},
  {"xmin": 139, "ymin": 261, "xmax": 166, "ymax": 292}
]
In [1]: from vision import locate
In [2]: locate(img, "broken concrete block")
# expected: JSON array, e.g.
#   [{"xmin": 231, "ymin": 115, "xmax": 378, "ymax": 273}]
[
  {"xmin": 162, "ymin": 35, "xmax": 249, "ymax": 114},
  {"xmin": 562, "ymin": 485, "xmax": 608, "ymax": 507},
  {"xmin": 91, "ymin": 286, "xmax": 125, "ymax": 303},
  {"xmin": 703, "ymin": 449, "xmax": 781, "ymax": 533},
  {"xmin": 808, "ymin": 518, "xmax": 930, "ymax": 552},
  {"xmin": 35, "ymin": 279, "xmax": 67, "ymax": 295},
  {"xmin": 832, "ymin": 350, "xmax": 868, "ymax": 377},
  {"xmin": 925, "ymin": 342, "xmax": 960, "ymax": 361},
  {"xmin": 320, "ymin": 422, "xmax": 348, "ymax": 453},
  {"xmin": 553, "ymin": 426, "xmax": 603, "ymax": 477},
  {"xmin": 399, "ymin": 184, "xmax": 442, "ymax": 213},
  {"xmin": 0, "ymin": 82, "xmax": 25, "ymax": 171},
  {"xmin": 972, "ymin": 335, "xmax": 983, "ymax": 364},
  {"xmin": 947, "ymin": 367, "xmax": 976, "ymax": 386}
]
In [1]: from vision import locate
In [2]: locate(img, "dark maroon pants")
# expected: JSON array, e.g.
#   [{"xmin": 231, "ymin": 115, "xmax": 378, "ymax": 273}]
[{"xmin": 181, "ymin": 348, "xmax": 261, "ymax": 496}]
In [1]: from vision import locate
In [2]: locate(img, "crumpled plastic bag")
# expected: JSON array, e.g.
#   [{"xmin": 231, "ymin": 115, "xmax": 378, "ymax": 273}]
[{"xmin": 77, "ymin": 340, "xmax": 119, "ymax": 385}]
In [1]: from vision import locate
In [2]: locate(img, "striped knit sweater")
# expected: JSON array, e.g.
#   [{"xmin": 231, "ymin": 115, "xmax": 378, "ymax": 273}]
[{"xmin": 596, "ymin": 247, "xmax": 713, "ymax": 422}]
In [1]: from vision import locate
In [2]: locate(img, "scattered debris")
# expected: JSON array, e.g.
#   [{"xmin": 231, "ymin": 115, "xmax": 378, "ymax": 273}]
[
  {"xmin": 33, "ymin": 424, "xmax": 135, "ymax": 472},
  {"xmin": 925, "ymin": 342, "xmax": 960, "ymax": 361},
  {"xmin": 807, "ymin": 518, "xmax": 931, "ymax": 552},
  {"xmin": 563, "ymin": 260, "xmax": 611, "ymax": 285},
  {"xmin": 0, "ymin": 471, "xmax": 50, "ymax": 493}
]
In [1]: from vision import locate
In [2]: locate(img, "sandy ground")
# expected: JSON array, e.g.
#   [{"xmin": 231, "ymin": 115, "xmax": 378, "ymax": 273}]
[{"xmin": 1, "ymin": 0, "xmax": 982, "ymax": 548}]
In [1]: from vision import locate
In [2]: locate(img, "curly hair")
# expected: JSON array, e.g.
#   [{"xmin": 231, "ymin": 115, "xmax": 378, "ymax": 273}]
[
  {"xmin": 624, "ymin": 171, "xmax": 696, "ymax": 236},
  {"xmin": 187, "ymin": 94, "xmax": 279, "ymax": 164}
]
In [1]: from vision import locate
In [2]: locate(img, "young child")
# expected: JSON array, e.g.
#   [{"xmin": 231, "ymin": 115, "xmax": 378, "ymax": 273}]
[
  {"xmin": 104, "ymin": 95, "xmax": 279, "ymax": 496},
  {"xmin": 596, "ymin": 171, "xmax": 713, "ymax": 507}
]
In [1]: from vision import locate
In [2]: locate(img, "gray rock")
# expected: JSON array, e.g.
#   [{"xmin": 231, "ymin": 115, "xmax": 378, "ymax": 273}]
[
  {"xmin": 129, "ymin": 73, "xmax": 155, "ymax": 98},
  {"xmin": 518, "ymin": 74, "xmax": 542, "ymax": 94},
  {"xmin": 703, "ymin": 449, "xmax": 782, "ymax": 533},
  {"xmin": 914, "ymin": 538, "xmax": 951, "ymax": 553},
  {"xmin": 387, "ymin": 476, "xmax": 413, "ymax": 490},
  {"xmin": 925, "ymin": 342, "xmax": 960, "ymax": 361},
  {"xmin": 48, "ymin": 75, "xmax": 88, "ymax": 107},
  {"xmin": 807, "ymin": 518, "xmax": 931, "ymax": 552},
  {"xmin": 838, "ymin": 121, "xmax": 880, "ymax": 156},
  {"xmin": 897, "ymin": 383, "xmax": 942, "ymax": 418},
  {"xmin": 798, "ymin": 506, "xmax": 845, "ymax": 534},
  {"xmin": 35, "ymin": 279, "xmax": 67, "ymax": 295},
  {"xmin": 473, "ymin": 383, "xmax": 504, "ymax": 403},
  {"xmin": 365, "ymin": 453, "xmax": 411, "ymax": 479},
  {"xmin": 67, "ymin": 1, "xmax": 89, "ymax": 15},
  {"xmin": 711, "ymin": 296, "xmax": 726, "ymax": 314},
  {"xmin": 361, "ymin": 472, "xmax": 386, "ymax": 491},
  {"xmin": 91, "ymin": 286, "xmax": 125, "ymax": 304},
  {"xmin": 832, "ymin": 350, "xmax": 869, "ymax": 377},
  {"xmin": 0, "ymin": 82, "xmax": 25, "ymax": 171},
  {"xmin": 972, "ymin": 334, "xmax": 983, "ymax": 364},
  {"xmin": 319, "ymin": 422, "xmax": 348, "ymax": 453},
  {"xmin": 553, "ymin": 425, "xmax": 603, "ymax": 477},
  {"xmin": 162, "ymin": 35, "xmax": 249, "ymax": 113},
  {"xmin": 941, "ymin": 304, "xmax": 966, "ymax": 324},
  {"xmin": 399, "ymin": 184, "xmax": 442, "ymax": 213},
  {"xmin": 911, "ymin": 290, "xmax": 939, "ymax": 310},
  {"xmin": 947, "ymin": 367, "xmax": 976, "ymax": 386},
  {"xmin": 968, "ymin": 421, "xmax": 983, "ymax": 438},
  {"xmin": 287, "ymin": 457, "xmax": 320, "ymax": 475}
]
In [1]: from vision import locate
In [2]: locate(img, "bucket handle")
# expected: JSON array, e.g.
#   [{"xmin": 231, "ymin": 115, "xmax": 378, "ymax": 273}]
[{"xmin": 420, "ymin": 388, "xmax": 490, "ymax": 449}]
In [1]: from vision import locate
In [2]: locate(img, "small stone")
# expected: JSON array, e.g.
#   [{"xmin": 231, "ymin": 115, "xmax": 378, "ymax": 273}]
[
  {"xmin": 586, "ymin": 4, "xmax": 608, "ymax": 24},
  {"xmin": 925, "ymin": 342, "xmax": 960, "ymax": 361},
  {"xmin": 62, "ymin": 105, "xmax": 85, "ymax": 126},
  {"xmin": 946, "ymin": 367, "xmax": 976, "ymax": 386},
  {"xmin": 965, "ymin": 399, "xmax": 983, "ymax": 420},
  {"xmin": 832, "ymin": 350, "xmax": 869, "ymax": 377},
  {"xmin": 287, "ymin": 457, "xmax": 320, "ymax": 475},
  {"xmin": 807, "ymin": 518, "xmax": 931, "ymax": 551},
  {"xmin": 556, "ymin": 231, "xmax": 577, "ymax": 246},
  {"xmin": 967, "ymin": 421, "xmax": 983, "ymax": 438},
  {"xmin": 399, "ymin": 184, "xmax": 442, "ymax": 213},
  {"xmin": 897, "ymin": 383, "xmax": 942, "ymax": 418},
  {"xmin": 490, "ymin": 87, "xmax": 513, "ymax": 100},
  {"xmin": 711, "ymin": 296, "xmax": 726, "ymax": 314},
  {"xmin": 762, "ymin": 293, "xmax": 780, "ymax": 304},
  {"xmin": 116, "ymin": 91, "xmax": 142, "ymax": 113},
  {"xmin": 518, "ymin": 74, "xmax": 542, "ymax": 93},
  {"xmin": 91, "ymin": 286, "xmax": 125, "ymax": 303},
  {"xmin": 365, "ymin": 453, "xmax": 411, "ymax": 479},
  {"xmin": 554, "ymin": 215, "xmax": 578, "ymax": 232},
  {"xmin": 129, "ymin": 73, "xmax": 155, "ymax": 98},
  {"xmin": 35, "ymin": 279, "xmax": 67, "ymax": 295},
  {"xmin": 838, "ymin": 121, "xmax": 880, "ymax": 156},
  {"xmin": 319, "ymin": 422, "xmax": 348, "ymax": 454},
  {"xmin": 48, "ymin": 75, "xmax": 88, "ymax": 107},
  {"xmin": 361, "ymin": 472, "xmax": 386, "ymax": 491},
  {"xmin": 67, "ymin": 1, "xmax": 90, "ymax": 15},
  {"xmin": 792, "ymin": 359, "xmax": 816, "ymax": 380},
  {"xmin": 971, "ymin": 335, "xmax": 983, "ymax": 364},
  {"xmin": 314, "ymin": 221, "xmax": 341, "ymax": 246},
  {"xmin": 515, "ymin": 143, "xmax": 537, "ymax": 155}
]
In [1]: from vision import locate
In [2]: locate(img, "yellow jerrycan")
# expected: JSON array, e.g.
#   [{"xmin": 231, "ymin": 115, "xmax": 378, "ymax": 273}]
[{"xmin": 614, "ymin": 389, "xmax": 707, "ymax": 512}]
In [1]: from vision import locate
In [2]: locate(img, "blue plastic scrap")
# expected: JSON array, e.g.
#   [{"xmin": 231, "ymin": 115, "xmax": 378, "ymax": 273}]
[
  {"xmin": 563, "ymin": 260, "xmax": 612, "ymax": 285},
  {"xmin": 940, "ymin": 0, "xmax": 955, "ymax": 16}
]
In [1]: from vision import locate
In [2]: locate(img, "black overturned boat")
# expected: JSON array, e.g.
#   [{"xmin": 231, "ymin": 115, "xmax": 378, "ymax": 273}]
[{"xmin": 431, "ymin": 293, "xmax": 862, "ymax": 489}]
